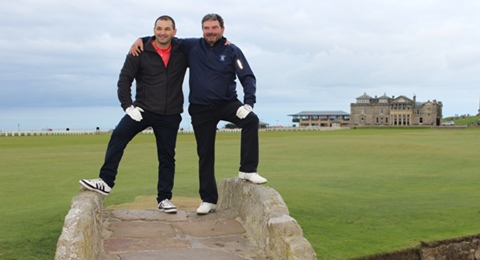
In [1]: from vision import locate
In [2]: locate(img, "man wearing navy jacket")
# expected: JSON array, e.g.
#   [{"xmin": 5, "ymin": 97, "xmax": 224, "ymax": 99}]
[
  {"xmin": 131, "ymin": 13, "xmax": 267, "ymax": 215},
  {"xmin": 186, "ymin": 13, "xmax": 267, "ymax": 215}
]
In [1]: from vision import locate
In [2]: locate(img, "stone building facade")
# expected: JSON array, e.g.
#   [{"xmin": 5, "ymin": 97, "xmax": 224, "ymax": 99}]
[{"xmin": 350, "ymin": 93, "xmax": 443, "ymax": 127}]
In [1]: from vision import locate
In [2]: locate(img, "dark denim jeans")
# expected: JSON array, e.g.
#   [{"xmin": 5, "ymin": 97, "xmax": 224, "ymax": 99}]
[
  {"xmin": 99, "ymin": 110, "xmax": 181, "ymax": 203},
  {"xmin": 188, "ymin": 99, "xmax": 259, "ymax": 204}
]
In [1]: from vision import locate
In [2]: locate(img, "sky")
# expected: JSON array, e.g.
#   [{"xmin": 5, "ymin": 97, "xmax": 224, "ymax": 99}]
[{"xmin": 1, "ymin": 0, "xmax": 479, "ymax": 131}]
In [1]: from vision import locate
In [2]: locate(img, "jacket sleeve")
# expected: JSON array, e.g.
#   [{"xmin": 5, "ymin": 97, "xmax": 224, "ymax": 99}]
[
  {"xmin": 141, "ymin": 36, "xmax": 152, "ymax": 44},
  {"xmin": 176, "ymin": 37, "xmax": 199, "ymax": 53},
  {"xmin": 117, "ymin": 54, "xmax": 140, "ymax": 111},
  {"xmin": 233, "ymin": 47, "xmax": 257, "ymax": 107}
]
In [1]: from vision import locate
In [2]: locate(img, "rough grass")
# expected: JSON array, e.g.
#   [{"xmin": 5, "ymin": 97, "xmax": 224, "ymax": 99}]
[{"xmin": 0, "ymin": 128, "xmax": 479, "ymax": 259}]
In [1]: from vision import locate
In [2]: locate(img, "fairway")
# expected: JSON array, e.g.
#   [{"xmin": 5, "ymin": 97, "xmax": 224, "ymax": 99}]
[{"xmin": 1, "ymin": 128, "xmax": 479, "ymax": 259}]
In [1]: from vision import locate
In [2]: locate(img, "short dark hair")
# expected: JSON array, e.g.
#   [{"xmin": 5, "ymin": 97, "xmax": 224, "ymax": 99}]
[
  {"xmin": 201, "ymin": 13, "xmax": 224, "ymax": 28},
  {"xmin": 155, "ymin": 15, "xmax": 176, "ymax": 29}
]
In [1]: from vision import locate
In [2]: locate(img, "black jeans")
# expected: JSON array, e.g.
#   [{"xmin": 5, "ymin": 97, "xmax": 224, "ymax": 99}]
[
  {"xmin": 99, "ymin": 110, "xmax": 181, "ymax": 203},
  {"xmin": 188, "ymin": 99, "xmax": 259, "ymax": 204}
]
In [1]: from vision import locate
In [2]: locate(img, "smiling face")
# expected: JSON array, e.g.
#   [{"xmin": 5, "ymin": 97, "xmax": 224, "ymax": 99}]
[
  {"xmin": 202, "ymin": 20, "xmax": 224, "ymax": 46},
  {"xmin": 153, "ymin": 18, "xmax": 177, "ymax": 48}
]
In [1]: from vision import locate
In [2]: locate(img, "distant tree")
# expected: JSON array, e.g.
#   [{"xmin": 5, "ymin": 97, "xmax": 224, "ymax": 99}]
[{"xmin": 224, "ymin": 123, "xmax": 238, "ymax": 129}]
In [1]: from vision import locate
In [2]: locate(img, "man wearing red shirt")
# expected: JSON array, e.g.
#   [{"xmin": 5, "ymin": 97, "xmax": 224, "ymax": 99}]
[{"xmin": 79, "ymin": 15, "xmax": 188, "ymax": 214}]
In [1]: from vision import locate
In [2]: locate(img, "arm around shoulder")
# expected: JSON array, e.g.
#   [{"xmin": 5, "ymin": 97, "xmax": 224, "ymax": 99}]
[{"xmin": 129, "ymin": 36, "xmax": 153, "ymax": 56}]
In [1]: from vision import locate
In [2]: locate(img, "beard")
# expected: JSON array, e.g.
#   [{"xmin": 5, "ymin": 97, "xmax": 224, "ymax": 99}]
[{"xmin": 205, "ymin": 34, "xmax": 220, "ymax": 44}]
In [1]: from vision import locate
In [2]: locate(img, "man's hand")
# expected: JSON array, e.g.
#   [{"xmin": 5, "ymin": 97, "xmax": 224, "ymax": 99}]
[
  {"xmin": 129, "ymin": 38, "xmax": 144, "ymax": 57},
  {"xmin": 125, "ymin": 106, "xmax": 144, "ymax": 121},
  {"xmin": 236, "ymin": 104, "xmax": 253, "ymax": 119}
]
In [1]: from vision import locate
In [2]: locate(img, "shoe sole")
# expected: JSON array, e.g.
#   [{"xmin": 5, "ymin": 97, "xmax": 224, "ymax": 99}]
[
  {"xmin": 79, "ymin": 180, "xmax": 110, "ymax": 196},
  {"xmin": 162, "ymin": 208, "xmax": 177, "ymax": 214},
  {"xmin": 238, "ymin": 177, "xmax": 267, "ymax": 185},
  {"xmin": 196, "ymin": 209, "xmax": 216, "ymax": 215}
]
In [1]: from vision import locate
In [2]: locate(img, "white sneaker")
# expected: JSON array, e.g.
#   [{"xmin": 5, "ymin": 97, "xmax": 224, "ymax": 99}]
[
  {"xmin": 79, "ymin": 178, "xmax": 111, "ymax": 195},
  {"xmin": 158, "ymin": 199, "xmax": 177, "ymax": 214},
  {"xmin": 196, "ymin": 202, "xmax": 216, "ymax": 215},
  {"xmin": 238, "ymin": 172, "xmax": 267, "ymax": 184}
]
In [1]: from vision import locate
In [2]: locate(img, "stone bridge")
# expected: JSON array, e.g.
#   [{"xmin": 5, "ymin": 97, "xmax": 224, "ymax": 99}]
[{"xmin": 55, "ymin": 178, "xmax": 317, "ymax": 259}]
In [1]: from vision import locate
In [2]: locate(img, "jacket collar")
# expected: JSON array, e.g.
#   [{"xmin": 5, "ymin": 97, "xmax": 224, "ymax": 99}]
[
  {"xmin": 202, "ymin": 36, "xmax": 227, "ymax": 48},
  {"xmin": 146, "ymin": 36, "xmax": 179, "ymax": 52}
]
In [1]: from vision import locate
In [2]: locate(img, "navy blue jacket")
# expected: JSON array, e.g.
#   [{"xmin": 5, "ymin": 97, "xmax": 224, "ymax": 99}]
[
  {"xmin": 182, "ymin": 37, "xmax": 257, "ymax": 107},
  {"xmin": 118, "ymin": 38, "xmax": 188, "ymax": 115}
]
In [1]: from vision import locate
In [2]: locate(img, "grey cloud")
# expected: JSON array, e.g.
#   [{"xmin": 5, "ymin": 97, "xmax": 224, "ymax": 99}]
[{"xmin": 1, "ymin": 0, "xmax": 479, "ymax": 130}]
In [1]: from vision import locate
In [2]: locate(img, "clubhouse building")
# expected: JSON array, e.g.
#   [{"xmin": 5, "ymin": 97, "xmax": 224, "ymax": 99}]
[
  {"xmin": 350, "ymin": 93, "xmax": 443, "ymax": 127},
  {"xmin": 288, "ymin": 111, "xmax": 350, "ymax": 128},
  {"xmin": 288, "ymin": 93, "xmax": 443, "ymax": 128}
]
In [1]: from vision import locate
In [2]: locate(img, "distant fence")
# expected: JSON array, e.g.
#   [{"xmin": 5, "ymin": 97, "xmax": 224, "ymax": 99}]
[
  {"xmin": 2, "ymin": 127, "xmax": 350, "ymax": 137},
  {"xmin": 142, "ymin": 126, "xmax": 350, "ymax": 134},
  {"xmin": 260, "ymin": 126, "xmax": 350, "ymax": 132},
  {"xmin": 1, "ymin": 130, "xmax": 100, "ymax": 136}
]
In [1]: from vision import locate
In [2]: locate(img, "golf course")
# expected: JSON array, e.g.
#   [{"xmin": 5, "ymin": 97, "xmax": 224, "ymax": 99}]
[{"xmin": 1, "ymin": 127, "xmax": 479, "ymax": 259}]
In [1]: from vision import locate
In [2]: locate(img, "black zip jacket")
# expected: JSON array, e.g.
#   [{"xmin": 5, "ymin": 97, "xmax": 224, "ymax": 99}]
[{"xmin": 117, "ymin": 38, "xmax": 188, "ymax": 115}]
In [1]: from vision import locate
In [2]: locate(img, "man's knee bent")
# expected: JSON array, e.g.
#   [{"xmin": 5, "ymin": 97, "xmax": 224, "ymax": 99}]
[{"xmin": 244, "ymin": 112, "xmax": 259, "ymax": 126}]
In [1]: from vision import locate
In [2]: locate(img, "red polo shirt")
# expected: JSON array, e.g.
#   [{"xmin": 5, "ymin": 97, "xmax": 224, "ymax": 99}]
[{"xmin": 151, "ymin": 41, "xmax": 171, "ymax": 67}]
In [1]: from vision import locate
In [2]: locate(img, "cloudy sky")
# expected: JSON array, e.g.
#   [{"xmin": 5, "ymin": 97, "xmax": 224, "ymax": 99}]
[{"xmin": 1, "ymin": 0, "xmax": 479, "ymax": 131}]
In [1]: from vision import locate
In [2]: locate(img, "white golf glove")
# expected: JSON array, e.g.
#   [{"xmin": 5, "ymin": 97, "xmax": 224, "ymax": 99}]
[
  {"xmin": 236, "ymin": 104, "xmax": 253, "ymax": 119},
  {"xmin": 125, "ymin": 105, "xmax": 144, "ymax": 122}
]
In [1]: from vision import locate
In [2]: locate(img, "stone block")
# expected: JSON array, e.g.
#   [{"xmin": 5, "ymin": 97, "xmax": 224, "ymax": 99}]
[
  {"xmin": 218, "ymin": 178, "xmax": 317, "ymax": 259},
  {"xmin": 55, "ymin": 190, "xmax": 104, "ymax": 260}
]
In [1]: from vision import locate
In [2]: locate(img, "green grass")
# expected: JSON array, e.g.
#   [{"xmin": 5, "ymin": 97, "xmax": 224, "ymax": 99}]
[
  {"xmin": 1, "ymin": 128, "xmax": 479, "ymax": 259},
  {"xmin": 443, "ymin": 115, "xmax": 480, "ymax": 125}
]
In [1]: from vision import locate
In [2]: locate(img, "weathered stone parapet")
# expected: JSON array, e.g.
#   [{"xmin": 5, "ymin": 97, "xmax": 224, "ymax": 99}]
[
  {"xmin": 421, "ymin": 236, "xmax": 480, "ymax": 260},
  {"xmin": 218, "ymin": 178, "xmax": 317, "ymax": 259},
  {"xmin": 352, "ymin": 234, "xmax": 480, "ymax": 260},
  {"xmin": 55, "ymin": 188, "xmax": 104, "ymax": 260}
]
